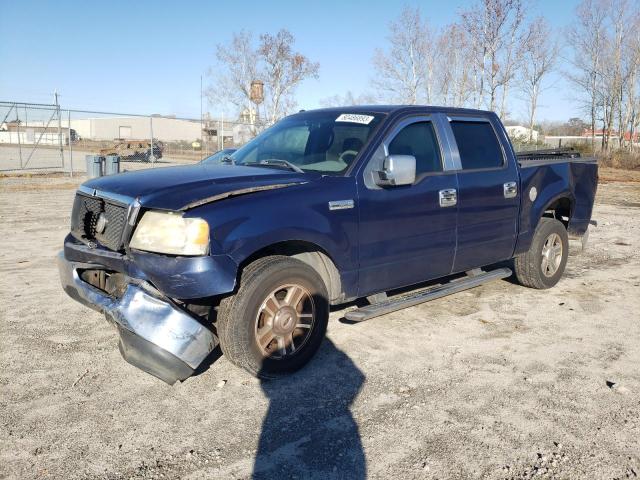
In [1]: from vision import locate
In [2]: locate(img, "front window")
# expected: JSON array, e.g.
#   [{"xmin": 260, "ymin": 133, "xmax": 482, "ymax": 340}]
[
  {"xmin": 231, "ymin": 112, "xmax": 384, "ymax": 174},
  {"xmin": 388, "ymin": 121, "xmax": 443, "ymax": 176}
]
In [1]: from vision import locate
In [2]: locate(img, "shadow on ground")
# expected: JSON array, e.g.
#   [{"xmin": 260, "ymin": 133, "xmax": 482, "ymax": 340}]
[{"xmin": 252, "ymin": 338, "xmax": 366, "ymax": 479}]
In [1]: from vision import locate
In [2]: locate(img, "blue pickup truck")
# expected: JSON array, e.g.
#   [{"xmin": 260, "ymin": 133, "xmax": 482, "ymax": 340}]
[{"xmin": 58, "ymin": 106, "xmax": 597, "ymax": 384}]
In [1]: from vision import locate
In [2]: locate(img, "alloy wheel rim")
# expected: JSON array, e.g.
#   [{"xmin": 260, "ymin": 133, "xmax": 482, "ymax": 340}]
[
  {"xmin": 541, "ymin": 232, "xmax": 563, "ymax": 277},
  {"xmin": 254, "ymin": 284, "xmax": 315, "ymax": 359}
]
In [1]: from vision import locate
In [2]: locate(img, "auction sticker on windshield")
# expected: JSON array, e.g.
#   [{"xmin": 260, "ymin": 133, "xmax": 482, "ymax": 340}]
[{"xmin": 335, "ymin": 113, "xmax": 375, "ymax": 125}]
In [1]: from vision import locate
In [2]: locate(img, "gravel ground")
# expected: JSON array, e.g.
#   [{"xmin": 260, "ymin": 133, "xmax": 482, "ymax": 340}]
[{"xmin": 0, "ymin": 171, "xmax": 639, "ymax": 479}]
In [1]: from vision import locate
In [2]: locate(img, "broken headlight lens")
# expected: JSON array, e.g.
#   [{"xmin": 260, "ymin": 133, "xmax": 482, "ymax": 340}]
[{"xmin": 129, "ymin": 211, "xmax": 209, "ymax": 256}]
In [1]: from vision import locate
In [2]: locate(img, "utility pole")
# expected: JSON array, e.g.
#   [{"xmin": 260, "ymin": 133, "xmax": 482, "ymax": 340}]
[
  {"xmin": 149, "ymin": 116, "xmax": 155, "ymax": 166},
  {"xmin": 16, "ymin": 105, "xmax": 22, "ymax": 168},
  {"xmin": 68, "ymin": 109, "xmax": 73, "ymax": 177},
  {"xmin": 220, "ymin": 110, "xmax": 224, "ymax": 150},
  {"xmin": 200, "ymin": 75, "xmax": 204, "ymax": 157},
  {"xmin": 55, "ymin": 90, "xmax": 64, "ymax": 170}
]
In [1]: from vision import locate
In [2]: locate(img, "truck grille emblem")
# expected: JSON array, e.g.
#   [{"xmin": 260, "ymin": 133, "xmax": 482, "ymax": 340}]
[{"xmin": 95, "ymin": 212, "xmax": 108, "ymax": 234}]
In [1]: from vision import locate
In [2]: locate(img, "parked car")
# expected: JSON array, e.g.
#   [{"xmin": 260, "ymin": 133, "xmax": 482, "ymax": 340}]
[
  {"xmin": 98, "ymin": 139, "xmax": 163, "ymax": 162},
  {"xmin": 200, "ymin": 148, "xmax": 237, "ymax": 164},
  {"xmin": 58, "ymin": 106, "xmax": 597, "ymax": 384}
]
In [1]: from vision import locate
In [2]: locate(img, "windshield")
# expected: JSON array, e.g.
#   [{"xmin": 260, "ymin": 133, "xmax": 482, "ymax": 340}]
[{"xmin": 231, "ymin": 112, "xmax": 384, "ymax": 174}]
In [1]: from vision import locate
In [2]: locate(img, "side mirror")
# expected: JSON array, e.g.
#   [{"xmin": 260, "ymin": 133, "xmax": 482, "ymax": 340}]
[{"xmin": 374, "ymin": 155, "xmax": 416, "ymax": 187}]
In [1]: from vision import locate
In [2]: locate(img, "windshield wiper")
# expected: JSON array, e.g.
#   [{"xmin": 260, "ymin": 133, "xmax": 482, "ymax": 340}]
[{"xmin": 246, "ymin": 159, "xmax": 304, "ymax": 173}]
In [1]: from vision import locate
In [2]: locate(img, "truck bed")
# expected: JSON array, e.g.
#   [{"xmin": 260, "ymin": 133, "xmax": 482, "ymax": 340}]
[
  {"xmin": 514, "ymin": 147, "xmax": 598, "ymax": 255},
  {"xmin": 516, "ymin": 148, "xmax": 597, "ymax": 168}
]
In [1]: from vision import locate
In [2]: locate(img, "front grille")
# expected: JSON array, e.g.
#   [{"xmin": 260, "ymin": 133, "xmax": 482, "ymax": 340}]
[{"xmin": 70, "ymin": 193, "xmax": 128, "ymax": 251}]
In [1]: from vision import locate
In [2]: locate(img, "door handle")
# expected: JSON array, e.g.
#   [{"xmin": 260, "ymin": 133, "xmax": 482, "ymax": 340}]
[
  {"xmin": 503, "ymin": 181, "xmax": 518, "ymax": 199},
  {"xmin": 439, "ymin": 188, "xmax": 457, "ymax": 207}
]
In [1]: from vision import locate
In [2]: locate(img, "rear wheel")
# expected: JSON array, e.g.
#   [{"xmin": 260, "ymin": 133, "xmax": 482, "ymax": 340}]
[
  {"xmin": 216, "ymin": 256, "xmax": 329, "ymax": 378},
  {"xmin": 514, "ymin": 217, "xmax": 569, "ymax": 289}
]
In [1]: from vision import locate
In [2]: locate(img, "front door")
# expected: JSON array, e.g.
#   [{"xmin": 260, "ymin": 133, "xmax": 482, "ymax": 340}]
[{"xmin": 357, "ymin": 116, "xmax": 458, "ymax": 296}]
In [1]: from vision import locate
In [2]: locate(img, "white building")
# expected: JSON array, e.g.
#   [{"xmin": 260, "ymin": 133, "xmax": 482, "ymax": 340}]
[
  {"xmin": 505, "ymin": 125, "xmax": 539, "ymax": 142},
  {"xmin": 69, "ymin": 116, "xmax": 203, "ymax": 142},
  {"xmin": 2, "ymin": 115, "xmax": 255, "ymax": 147},
  {"xmin": 0, "ymin": 130, "xmax": 69, "ymax": 145}
]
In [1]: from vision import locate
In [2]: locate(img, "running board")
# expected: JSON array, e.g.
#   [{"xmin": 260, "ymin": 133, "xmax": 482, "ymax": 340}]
[{"xmin": 344, "ymin": 267, "xmax": 512, "ymax": 323}]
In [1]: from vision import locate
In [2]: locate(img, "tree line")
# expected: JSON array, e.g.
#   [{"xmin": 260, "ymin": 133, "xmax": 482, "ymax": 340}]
[{"xmin": 209, "ymin": 0, "xmax": 640, "ymax": 151}]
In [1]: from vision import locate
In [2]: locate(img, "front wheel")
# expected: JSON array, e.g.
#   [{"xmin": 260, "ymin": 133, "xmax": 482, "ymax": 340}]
[
  {"xmin": 216, "ymin": 256, "xmax": 329, "ymax": 378},
  {"xmin": 513, "ymin": 217, "xmax": 569, "ymax": 289}
]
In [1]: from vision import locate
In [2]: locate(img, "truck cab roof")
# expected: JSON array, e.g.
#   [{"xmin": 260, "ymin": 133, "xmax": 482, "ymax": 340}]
[{"xmin": 288, "ymin": 105, "xmax": 495, "ymax": 118}]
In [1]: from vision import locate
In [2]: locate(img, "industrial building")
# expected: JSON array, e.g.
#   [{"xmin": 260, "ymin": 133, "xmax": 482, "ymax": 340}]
[
  {"xmin": 1, "ymin": 114, "xmax": 253, "ymax": 147},
  {"xmin": 70, "ymin": 116, "xmax": 202, "ymax": 142}
]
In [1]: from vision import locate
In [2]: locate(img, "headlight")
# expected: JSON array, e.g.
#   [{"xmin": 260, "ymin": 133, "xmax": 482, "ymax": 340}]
[{"xmin": 129, "ymin": 211, "xmax": 210, "ymax": 256}]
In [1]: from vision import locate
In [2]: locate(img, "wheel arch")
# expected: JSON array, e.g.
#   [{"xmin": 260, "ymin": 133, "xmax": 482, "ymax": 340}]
[
  {"xmin": 515, "ymin": 191, "xmax": 575, "ymax": 256},
  {"xmin": 238, "ymin": 240, "xmax": 344, "ymax": 304},
  {"xmin": 540, "ymin": 195, "xmax": 574, "ymax": 229}
]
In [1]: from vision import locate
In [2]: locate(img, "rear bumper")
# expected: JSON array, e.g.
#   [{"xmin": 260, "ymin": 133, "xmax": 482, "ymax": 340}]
[{"xmin": 57, "ymin": 251, "xmax": 217, "ymax": 384}]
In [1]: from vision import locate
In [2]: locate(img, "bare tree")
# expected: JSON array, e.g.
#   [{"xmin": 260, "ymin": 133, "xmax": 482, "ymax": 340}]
[
  {"xmin": 619, "ymin": 13, "xmax": 640, "ymax": 149},
  {"xmin": 566, "ymin": 0, "xmax": 609, "ymax": 151},
  {"xmin": 209, "ymin": 31, "xmax": 259, "ymax": 115},
  {"xmin": 371, "ymin": 6, "xmax": 434, "ymax": 104},
  {"xmin": 602, "ymin": 0, "xmax": 626, "ymax": 149},
  {"xmin": 497, "ymin": 3, "xmax": 527, "ymax": 119},
  {"xmin": 259, "ymin": 30, "xmax": 320, "ymax": 124},
  {"xmin": 567, "ymin": 0, "xmax": 640, "ymax": 151},
  {"xmin": 209, "ymin": 29, "xmax": 319, "ymax": 126},
  {"xmin": 319, "ymin": 91, "xmax": 377, "ymax": 107},
  {"xmin": 461, "ymin": 0, "xmax": 525, "ymax": 114},
  {"xmin": 608, "ymin": 0, "xmax": 640, "ymax": 149},
  {"xmin": 434, "ymin": 24, "xmax": 476, "ymax": 107},
  {"xmin": 626, "ymin": 17, "xmax": 640, "ymax": 150},
  {"xmin": 519, "ymin": 17, "xmax": 558, "ymax": 142}
]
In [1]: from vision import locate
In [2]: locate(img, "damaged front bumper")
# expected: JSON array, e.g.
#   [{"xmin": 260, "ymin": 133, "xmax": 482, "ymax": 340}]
[{"xmin": 57, "ymin": 251, "xmax": 217, "ymax": 384}]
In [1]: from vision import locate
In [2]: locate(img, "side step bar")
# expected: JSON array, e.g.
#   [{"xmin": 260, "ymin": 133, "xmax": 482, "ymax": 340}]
[{"xmin": 344, "ymin": 267, "xmax": 512, "ymax": 323}]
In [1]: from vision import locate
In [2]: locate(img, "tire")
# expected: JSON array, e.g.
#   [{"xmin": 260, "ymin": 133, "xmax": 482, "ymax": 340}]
[
  {"xmin": 216, "ymin": 256, "xmax": 329, "ymax": 379},
  {"xmin": 514, "ymin": 217, "xmax": 569, "ymax": 289}
]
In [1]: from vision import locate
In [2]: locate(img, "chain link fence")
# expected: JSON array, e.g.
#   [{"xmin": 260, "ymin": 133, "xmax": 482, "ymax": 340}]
[{"xmin": 0, "ymin": 101, "xmax": 258, "ymax": 174}]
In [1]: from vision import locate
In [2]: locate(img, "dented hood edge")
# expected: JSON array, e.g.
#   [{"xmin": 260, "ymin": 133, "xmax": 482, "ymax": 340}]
[{"xmin": 179, "ymin": 181, "xmax": 308, "ymax": 211}]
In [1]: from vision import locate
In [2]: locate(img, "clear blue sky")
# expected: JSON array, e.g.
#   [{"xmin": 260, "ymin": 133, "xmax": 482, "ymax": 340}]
[{"xmin": 0, "ymin": 0, "xmax": 582, "ymax": 122}]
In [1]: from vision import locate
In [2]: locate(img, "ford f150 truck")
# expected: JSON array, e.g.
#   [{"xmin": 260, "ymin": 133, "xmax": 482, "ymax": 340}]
[{"xmin": 58, "ymin": 106, "xmax": 598, "ymax": 384}]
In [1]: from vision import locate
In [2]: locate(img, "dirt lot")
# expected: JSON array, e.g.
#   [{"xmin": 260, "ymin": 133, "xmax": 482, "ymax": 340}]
[{"xmin": 1, "ymin": 170, "xmax": 639, "ymax": 479}]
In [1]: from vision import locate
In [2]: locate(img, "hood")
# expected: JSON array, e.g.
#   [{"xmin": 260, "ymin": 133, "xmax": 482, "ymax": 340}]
[{"xmin": 83, "ymin": 164, "xmax": 314, "ymax": 211}]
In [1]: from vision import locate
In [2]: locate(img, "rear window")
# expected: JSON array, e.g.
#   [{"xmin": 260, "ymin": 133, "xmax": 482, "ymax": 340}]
[{"xmin": 450, "ymin": 121, "xmax": 503, "ymax": 170}]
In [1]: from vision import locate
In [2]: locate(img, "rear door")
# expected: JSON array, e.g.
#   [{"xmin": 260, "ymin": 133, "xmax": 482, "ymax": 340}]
[
  {"xmin": 445, "ymin": 115, "xmax": 520, "ymax": 272},
  {"xmin": 356, "ymin": 115, "xmax": 459, "ymax": 296}
]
